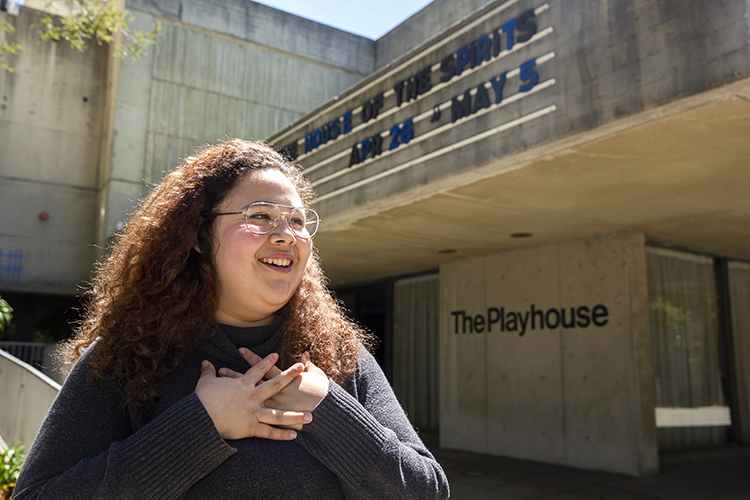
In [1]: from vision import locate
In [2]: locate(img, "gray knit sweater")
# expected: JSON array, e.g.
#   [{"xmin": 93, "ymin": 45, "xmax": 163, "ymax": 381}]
[{"xmin": 14, "ymin": 325, "xmax": 449, "ymax": 499}]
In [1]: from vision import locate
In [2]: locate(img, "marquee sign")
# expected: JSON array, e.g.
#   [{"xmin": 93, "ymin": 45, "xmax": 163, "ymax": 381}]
[{"xmin": 276, "ymin": 1, "xmax": 557, "ymax": 204}]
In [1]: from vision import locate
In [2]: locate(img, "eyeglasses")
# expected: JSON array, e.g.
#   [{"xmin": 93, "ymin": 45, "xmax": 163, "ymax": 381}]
[{"xmin": 213, "ymin": 202, "xmax": 320, "ymax": 239}]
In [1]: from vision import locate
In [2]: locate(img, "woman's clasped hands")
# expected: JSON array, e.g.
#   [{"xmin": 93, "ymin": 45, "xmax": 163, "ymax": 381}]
[{"xmin": 194, "ymin": 350, "xmax": 329, "ymax": 441}]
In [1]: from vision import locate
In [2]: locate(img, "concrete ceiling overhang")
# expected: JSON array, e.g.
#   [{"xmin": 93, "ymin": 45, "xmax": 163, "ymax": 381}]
[{"xmin": 313, "ymin": 78, "xmax": 750, "ymax": 286}]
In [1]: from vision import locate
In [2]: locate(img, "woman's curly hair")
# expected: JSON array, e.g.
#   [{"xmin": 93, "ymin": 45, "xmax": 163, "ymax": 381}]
[{"xmin": 64, "ymin": 139, "xmax": 369, "ymax": 406}]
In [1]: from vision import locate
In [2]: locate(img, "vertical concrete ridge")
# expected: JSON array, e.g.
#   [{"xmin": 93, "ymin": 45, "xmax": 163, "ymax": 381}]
[
  {"xmin": 556, "ymin": 244, "xmax": 567, "ymax": 466},
  {"xmin": 627, "ymin": 232, "xmax": 659, "ymax": 475}
]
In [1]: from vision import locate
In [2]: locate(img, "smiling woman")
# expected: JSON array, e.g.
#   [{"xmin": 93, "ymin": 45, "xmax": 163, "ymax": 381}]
[
  {"xmin": 209, "ymin": 169, "xmax": 314, "ymax": 326},
  {"xmin": 13, "ymin": 139, "xmax": 449, "ymax": 500}
]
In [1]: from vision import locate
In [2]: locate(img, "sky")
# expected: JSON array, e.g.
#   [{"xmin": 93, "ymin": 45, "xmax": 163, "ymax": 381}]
[{"xmin": 252, "ymin": 0, "xmax": 435, "ymax": 40}]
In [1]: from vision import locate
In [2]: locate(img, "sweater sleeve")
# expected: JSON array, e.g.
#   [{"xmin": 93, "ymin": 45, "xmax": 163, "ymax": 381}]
[
  {"xmin": 13, "ymin": 348, "xmax": 236, "ymax": 500},
  {"xmin": 295, "ymin": 351, "xmax": 450, "ymax": 500}
]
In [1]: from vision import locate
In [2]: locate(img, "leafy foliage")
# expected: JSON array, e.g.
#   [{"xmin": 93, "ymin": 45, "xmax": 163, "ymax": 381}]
[
  {"xmin": 0, "ymin": 296, "xmax": 13, "ymax": 338},
  {"xmin": 0, "ymin": 0, "xmax": 161, "ymax": 72},
  {"xmin": 0, "ymin": 443, "xmax": 25, "ymax": 499},
  {"xmin": 37, "ymin": 0, "xmax": 162, "ymax": 59},
  {"xmin": 0, "ymin": 20, "xmax": 22, "ymax": 73}
]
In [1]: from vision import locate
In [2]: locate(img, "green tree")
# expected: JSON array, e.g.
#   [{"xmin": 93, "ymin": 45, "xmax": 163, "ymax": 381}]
[
  {"xmin": 0, "ymin": 19, "xmax": 21, "ymax": 72},
  {"xmin": 0, "ymin": 295, "xmax": 12, "ymax": 339},
  {"xmin": 1, "ymin": 0, "xmax": 161, "ymax": 71}
]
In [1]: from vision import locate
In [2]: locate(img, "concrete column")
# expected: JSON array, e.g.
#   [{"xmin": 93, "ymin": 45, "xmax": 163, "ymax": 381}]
[{"xmin": 95, "ymin": 7, "xmax": 154, "ymax": 247}]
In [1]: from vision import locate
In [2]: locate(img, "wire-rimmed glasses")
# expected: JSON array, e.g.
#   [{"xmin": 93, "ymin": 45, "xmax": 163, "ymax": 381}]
[{"xmin": 212, "ymin": 202, "xmax": 320, "ymax": 239}]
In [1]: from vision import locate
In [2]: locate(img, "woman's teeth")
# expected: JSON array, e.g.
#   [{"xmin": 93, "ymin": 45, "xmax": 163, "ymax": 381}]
[{"xmin": 260, "ymin": 257, "xmax": 292, "ymax": 267}]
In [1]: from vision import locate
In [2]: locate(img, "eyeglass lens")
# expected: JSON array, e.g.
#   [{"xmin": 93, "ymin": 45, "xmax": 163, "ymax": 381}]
[{"xmin": 245, "ymin": 203, "xmax": 319, "ymax": 238}]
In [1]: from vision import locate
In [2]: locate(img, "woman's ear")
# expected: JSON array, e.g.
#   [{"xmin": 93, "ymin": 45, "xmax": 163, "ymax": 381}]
[{"xmin": 193, "ymin": 242, "xmax": 202, "ymax": 254}]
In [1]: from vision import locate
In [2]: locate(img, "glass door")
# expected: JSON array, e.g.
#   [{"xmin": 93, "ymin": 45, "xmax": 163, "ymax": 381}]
[{"xmin": 728, "ymin": 261, "xmax": 750, "ymax": 444}]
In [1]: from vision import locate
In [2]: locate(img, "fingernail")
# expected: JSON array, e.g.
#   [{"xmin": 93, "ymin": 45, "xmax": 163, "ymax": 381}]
[
  {"xmin": 304, "ymin": 413, "xmax": 312, "ymax": 422},
  {"xmin": 295, "ymin": 363, "xmax": 304, "ymax": 371},
  {"xmin": 239, "ymin": 348, "xmax": 246, "ymax": 355},
  {"xmin": 272, "ymin": 353, "xmax": 279, "ymax": 360},
  {"xmin": 287, "ymin": 430, "xmax": 297, "ymax": 439},
  {"xmin": 219, "ymin": 368, "xmax": 227, "ymax": 376},
  {"xmin": 201, "ymin": 360, "xmax": 208, "ymax": 368}
]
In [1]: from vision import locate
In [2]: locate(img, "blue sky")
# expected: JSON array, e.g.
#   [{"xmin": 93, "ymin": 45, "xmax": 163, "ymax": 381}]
[{"xmin": 252, "ymin": 0, "xmax": 435, "ymax": 39}]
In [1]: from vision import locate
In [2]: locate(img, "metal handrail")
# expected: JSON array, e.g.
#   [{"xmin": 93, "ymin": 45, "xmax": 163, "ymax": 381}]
[{"xmin": 0, "ymin": 341, "xmax": 51, "ymax": 366}]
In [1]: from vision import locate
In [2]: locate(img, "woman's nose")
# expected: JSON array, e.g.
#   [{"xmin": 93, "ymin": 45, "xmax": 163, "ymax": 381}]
[{"xmin": 270, "ymin": 216, "xmax": 297, "ymax": 244}]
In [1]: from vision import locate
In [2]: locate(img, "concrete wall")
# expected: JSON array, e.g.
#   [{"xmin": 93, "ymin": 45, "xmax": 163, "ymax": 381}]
[
  {"xmin": 375, "ymin": 0, "xmax": 492, "ymax": 69},
  {"xmin": 126, "ymin": 0, "xmax": 375, "ymax": 75},
  {"xmin": 97, "ymin": 0, "xmax": 375, "ymax": 239},
  {"xmin": 439, "ymin": 231, "xmax": 658, "ymax": 476},
  {"xmin": 0, "ymin": 7, "xmax": 107, "ymax": 294}
]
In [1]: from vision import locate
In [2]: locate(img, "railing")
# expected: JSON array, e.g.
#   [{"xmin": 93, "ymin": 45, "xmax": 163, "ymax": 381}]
[
  {"xmin": 0, "ymin": 341, "xmax": 67, "ymax": 385},
  {"xmin": 0, "ymin": 350, "xmax": 61, "ymax": 450},
  {"xmin": 0, "ymin": 341, "xmax": 47, "ymax": 366}
]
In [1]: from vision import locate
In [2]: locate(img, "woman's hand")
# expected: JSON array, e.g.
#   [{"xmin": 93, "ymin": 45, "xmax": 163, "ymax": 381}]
[
  {"xmin": 195, "ymin": 352, "xmax": 312, "ymax": 440},
  {"xmin": 219, "ymin": 349, "xmax": 329, "ymax": 430}
]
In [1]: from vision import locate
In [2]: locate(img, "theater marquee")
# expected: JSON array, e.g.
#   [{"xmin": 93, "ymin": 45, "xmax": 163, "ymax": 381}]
[{"xmin": 273, "ymin": 2, "xmax": 557, "ymax": 209}]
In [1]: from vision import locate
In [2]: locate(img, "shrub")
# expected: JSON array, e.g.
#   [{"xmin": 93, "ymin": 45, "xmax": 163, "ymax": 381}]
[
  {"xmin": 0, "ymin": 296, "xmax": 12, "ymax": 333},
  {"xmin": 0, "ymin": 442, "xmax": 25, "ymax": 500}
]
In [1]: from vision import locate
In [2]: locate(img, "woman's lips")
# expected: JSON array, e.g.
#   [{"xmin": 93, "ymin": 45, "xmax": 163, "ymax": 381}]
[
  {"xmin": 259, "ymin": 257, "xmax": 292, "ymax": 267},
  {"xmin": 258, "ymin": 255, "xmax": 294, "ymax": 273}
]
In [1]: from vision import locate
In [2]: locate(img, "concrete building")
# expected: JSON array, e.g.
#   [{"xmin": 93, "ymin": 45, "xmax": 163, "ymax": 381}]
[
  {"xmin": 2, "ymin": 0, "xmax": 749, "ymax": 477},
  {"xmin": 0, "ymin": 0, "xmax": 373, "ymax": 339},
  {"xmin": 266, "ymin": 0, "xmax": 750, "ymax": 477}
]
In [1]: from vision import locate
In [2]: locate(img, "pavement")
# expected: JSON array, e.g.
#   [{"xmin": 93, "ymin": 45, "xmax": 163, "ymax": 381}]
[{"xmin": 425, "ymin": 436, "xmax": 750, "ymax": 500}]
